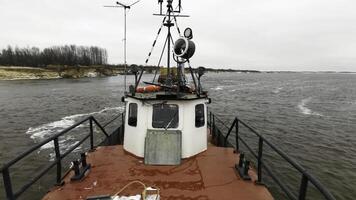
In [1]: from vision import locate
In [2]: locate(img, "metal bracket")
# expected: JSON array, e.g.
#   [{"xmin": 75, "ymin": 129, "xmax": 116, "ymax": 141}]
[
  {"xmin": 71, "ymin": 153, "xmax": 91, "ymax": 181},
  {"xmin": 235, "ymin": 153, "xmax": 251, "ymax": 181}
]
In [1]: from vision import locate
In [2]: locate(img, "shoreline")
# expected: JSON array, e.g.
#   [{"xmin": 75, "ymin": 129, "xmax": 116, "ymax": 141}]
[
  {"xmin": 0, "ymin": 65, "xmax": 122, "ymax": 80},
  {"xmin": 1, "ymin": 66, "xmax": 353, "ymax": 81}
]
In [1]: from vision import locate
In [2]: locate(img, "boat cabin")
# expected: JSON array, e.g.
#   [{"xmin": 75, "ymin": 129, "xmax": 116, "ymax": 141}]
[{"xmin": 123, "ymin": 92, "xmax": 209, "ymax": 164}]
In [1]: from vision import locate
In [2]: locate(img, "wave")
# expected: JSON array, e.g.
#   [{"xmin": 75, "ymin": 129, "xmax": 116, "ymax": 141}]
[
  {"xmin": 210, "ymin": 86, "xmax": 224, "ymax": 91},
  {"xmin": 298, "ymin": 98, "xmax": 323, "ymax": 116},
  {"xmin": 26, "ymin": 106, "xmax": 125, "ymax": 151},
  {"xmin": 272, "ymin": 87, "xmax": 283, "ymax": 94}
]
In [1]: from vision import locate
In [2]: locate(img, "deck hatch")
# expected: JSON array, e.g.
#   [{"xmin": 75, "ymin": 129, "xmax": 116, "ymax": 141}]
[{"xmin": 144, "ymin": 129, "xmax": 182, "ymax": 165}]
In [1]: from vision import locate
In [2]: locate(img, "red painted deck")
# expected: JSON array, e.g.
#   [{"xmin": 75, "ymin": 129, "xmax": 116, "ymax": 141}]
[{"xmin": 43, "ymin": 145, "xmax": 274, "ymax": 200}]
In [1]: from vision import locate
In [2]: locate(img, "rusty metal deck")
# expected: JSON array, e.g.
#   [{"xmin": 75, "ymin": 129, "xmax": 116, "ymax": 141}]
[{"xmin": 43, "ymin": 145, "xmax": 274, "ymax": 200}]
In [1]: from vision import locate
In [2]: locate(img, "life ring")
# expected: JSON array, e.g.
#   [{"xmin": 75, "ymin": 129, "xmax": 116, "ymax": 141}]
[{"xmin": 136, "ymin": 85, "xmax": 161, "ymax": 93}]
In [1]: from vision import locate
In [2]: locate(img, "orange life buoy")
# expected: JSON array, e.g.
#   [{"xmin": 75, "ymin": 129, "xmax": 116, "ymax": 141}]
[{"xmin": 136, "ymin": 85, "xmax": 161, "ymax": 93}]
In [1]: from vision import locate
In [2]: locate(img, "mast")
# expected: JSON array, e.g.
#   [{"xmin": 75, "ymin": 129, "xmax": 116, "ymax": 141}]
[
  {"xmin": 166, "ymin": 1, "xmax": 172, "ymax": 86},
  {"xmin": 135, "ymin": 0, "xmax": 201, "ymax": 95},
  {"xmin": 163, "ymin": 0, "xmax": 179, "ymax": 87}
]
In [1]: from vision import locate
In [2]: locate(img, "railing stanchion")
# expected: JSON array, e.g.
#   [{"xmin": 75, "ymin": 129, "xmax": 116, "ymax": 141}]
[
  {"xmin": 224, "ymin": 118, "xmax": 238, "ymax": 147},
  {"xmin": 212, "ymin": 114, "xmax": 216, "ymax": 139},
  {"xmin": 121, "ymin": 112, "xmax": 125, "ymax": 133},
  {"xmin": 3, "ymin": 168, "xmax": 14, "ymax": 200},
  {"xmin": 235, "ymin": 118, "xmax": 239, "ymax": 152},
  {"xmin": 89, "ymin": 117, "xmax": 94, "ymax": 150},
  {"xmin": 54, "ymin": 138, "xmax": 61, "ymax": 184},
  {"xmin": 257, "ymin": 137, "xmax": 263, "ymax": 183},
  {"xmin": 209, "ymin": 111, "xmax": 212, "ymax": 131},
  {"xmin": 298, "ymin": 175, "xmax": 309, "ymax": 200}
]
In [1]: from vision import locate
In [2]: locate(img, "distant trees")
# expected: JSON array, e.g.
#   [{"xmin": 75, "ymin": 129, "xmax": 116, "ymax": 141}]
[{"xmin": 0, "ymin": 45, "xmax": 108, "ymax": 67}]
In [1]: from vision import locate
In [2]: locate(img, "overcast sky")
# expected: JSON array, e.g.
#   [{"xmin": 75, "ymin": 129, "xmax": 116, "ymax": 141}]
[{"xmin": 0, "ymin": 0, "xmax": 355, "ymax": 71}]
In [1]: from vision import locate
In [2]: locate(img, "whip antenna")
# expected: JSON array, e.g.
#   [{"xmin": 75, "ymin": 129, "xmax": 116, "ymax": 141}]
[{"xmin": 104, "ymin": 0, "xmax": 141, "ymax": 93}]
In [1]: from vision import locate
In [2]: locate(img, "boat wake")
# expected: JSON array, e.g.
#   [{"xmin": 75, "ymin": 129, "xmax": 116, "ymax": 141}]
[
  {"xmin": 26, "ymin": 106, "xmax": 125, "ymax": 151},
  {"xmin": 297, "ymin": 98, "xmax": 323, "ymax": 116}
]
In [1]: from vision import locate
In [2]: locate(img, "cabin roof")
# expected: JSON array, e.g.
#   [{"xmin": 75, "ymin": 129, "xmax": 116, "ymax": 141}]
[
  {"xmin": 127, "ymin": 92, "xmax": 208, "ymax": 101},
  {"xmin": 43, "ymin": 145, "xmax": 273, "ymax": 200}
]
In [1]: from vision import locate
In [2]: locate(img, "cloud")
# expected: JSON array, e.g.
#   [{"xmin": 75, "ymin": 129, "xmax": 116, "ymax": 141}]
[{"xmin": 0, "ymin": 0, "xmax": 355, "ymax": 71}]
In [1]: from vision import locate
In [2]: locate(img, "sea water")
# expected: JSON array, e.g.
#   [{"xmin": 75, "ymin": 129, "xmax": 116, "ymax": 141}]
[{"xmin": 0, "ymin": 73, "xmax": 355, "ymax": 199}]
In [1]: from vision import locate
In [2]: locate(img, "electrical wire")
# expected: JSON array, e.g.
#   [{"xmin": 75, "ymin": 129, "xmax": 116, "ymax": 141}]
[{"xmin": 113, "ymin": 180, "xmax": 160, "ymax": 200}]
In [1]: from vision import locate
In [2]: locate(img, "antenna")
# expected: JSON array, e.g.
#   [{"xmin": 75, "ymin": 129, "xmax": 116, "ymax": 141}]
[{"xmin": 104, "ymin": 0, "xmax": 141, "ymax": 93}]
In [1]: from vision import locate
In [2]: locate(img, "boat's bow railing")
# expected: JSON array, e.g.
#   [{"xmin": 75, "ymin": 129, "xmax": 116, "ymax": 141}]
[
  {"xmin": 207, "ymin": 110, "xmax": 336, "ymax": 200},
  {"xmin": 0, "ymin": 112, "xmax": 125, "ymax": 200}
]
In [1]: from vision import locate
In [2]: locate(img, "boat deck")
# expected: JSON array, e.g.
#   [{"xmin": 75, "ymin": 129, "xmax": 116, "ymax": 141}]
[{"xmin": 43, "ymin": 145, "xmax": 273, "ymax": 200}]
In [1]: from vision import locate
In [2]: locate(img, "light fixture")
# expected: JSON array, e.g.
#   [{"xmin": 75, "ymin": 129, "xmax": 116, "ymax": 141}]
[{"xmin": 184, "ymin": 28, "xmax": 193, "ymax": 40}]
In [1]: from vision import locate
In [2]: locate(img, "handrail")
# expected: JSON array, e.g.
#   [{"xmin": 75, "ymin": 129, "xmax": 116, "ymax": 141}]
[
  {"xmin": 0, "ymin": 113, "xmax": 125, "ymax": 200},
  {"xmin": 102, "ymin": 113, "xmax": 123, "ymax": 128},
  {"xmin": 208, "ymin": 111, "xmax": 336, "ymax": 200}
]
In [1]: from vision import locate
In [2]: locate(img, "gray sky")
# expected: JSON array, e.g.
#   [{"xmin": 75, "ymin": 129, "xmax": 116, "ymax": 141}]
[{"xmin": 0, "ymin": 0, "xmax": 355, "ymax": 71}]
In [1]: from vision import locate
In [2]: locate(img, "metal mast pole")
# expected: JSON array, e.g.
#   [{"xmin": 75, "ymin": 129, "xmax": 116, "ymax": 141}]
[
  {"xmin": 124, "ymin": 8, "xmax": 127, "ymax": 92},
  {"xmin": 165, "ymin": 0, "xmax": 173, "ymax": 86},
  {"xmin": 105, "ymin": 1, "xmax": 141, "ymax": 93},
  {"xmin": 167, "ymin": 9, "xmax": 171, "ymax": 84}
]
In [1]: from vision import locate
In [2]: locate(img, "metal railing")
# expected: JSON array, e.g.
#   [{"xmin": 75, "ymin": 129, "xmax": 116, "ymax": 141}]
[
  {"xmin": 208, "ymin": 111, "xmax": 336, "ymax": 200},
  {"xmin": 0, "ymin": 113, "xmax": 125, "ymax": 200}
]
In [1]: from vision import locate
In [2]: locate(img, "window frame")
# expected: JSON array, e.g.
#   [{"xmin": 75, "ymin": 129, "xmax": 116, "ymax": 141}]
[
  {"xmin": 152, "ymin": 104, "xmax": 179, "ymax": 129},
  {"xmin": 128, "ymin": 103, "xmax": 138, "ymax": 127},
  {"xmin": 195, "ymin": 104, "xmax": 205, "ymax": 128}
]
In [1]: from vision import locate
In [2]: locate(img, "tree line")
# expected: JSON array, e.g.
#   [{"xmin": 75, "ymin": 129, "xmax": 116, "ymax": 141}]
[{"xmin": 0, "ymin": 45, "xmax": 108, "ymax": 67}]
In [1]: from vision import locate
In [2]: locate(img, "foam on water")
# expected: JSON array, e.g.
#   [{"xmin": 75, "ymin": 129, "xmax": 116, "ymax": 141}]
[
  {"xmin": 298, "ymin": 97, "xmax": 323, "ymax": 116},
  {"xmin": 210, "ymin": 86, "xmax": 224, "ymax": 90},
  {"xmin": 272, "ymin": 87, "xmax": 283, "ymax": 94},
  {"xmin": 26, "ymin": 106, "xmax": 124, "ymax": 150}
]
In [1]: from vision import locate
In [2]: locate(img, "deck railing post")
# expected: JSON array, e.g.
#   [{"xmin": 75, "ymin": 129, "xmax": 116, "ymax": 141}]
[
  {"xmin": 298, "ymin": 174, "xmax": 309, "ymax": 200},
  {"xmin": 212, "ymin": 114, "xmax": 216, "ymax": 139},
  {"xmin": 209, "ymin": 111, "xmax": 212, "ymax": 130},
  {"xmin": 235, "ymin": 118, "xmax": 239, "ymax": 152},
  {"xmin": 89, "ymin": 117, "xmax": 94, "ymax": 150},
  {"xmin": 257, "ymin": 137, "xmax": 263, "ymax": 183},
  {"xmin": 207, "ymin": 107, "xmax": 209, "ymax": 123},
  {"xmin": 2, "ymin": 168, "xmax": 14, "ymax": 200},
  {"xmin": 121, "ymin": 112, "xmax": 125, "ymax": 144},
  {"xmin": 53, "ymin": 138, "xmax": 62, "ymax": 184},
  {"xmin": 121, "ymin": 112, "xmax": 124, "ymax": 130}
]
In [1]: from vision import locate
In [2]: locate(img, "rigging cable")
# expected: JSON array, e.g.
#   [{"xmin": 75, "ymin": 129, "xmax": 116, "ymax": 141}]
[
  {"xmin": 172, "ymin": 12, "xmax": 182, "ymax": 37},
  {"xmin": 144, "ymin": 11, "xmax": 169, "ymax": 64},
  {"xmin": 153, "ymin": 36, "xmax": 169, "ymax": 83},
  {"xmin": 187, "ymin": 59, "xmax": 199, "ymax": 96}
]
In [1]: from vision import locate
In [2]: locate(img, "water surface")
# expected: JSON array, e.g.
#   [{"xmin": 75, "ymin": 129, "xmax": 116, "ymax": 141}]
[{"xmin": 0, "ymin": 73, "xmax": 355, "ymax": 199}]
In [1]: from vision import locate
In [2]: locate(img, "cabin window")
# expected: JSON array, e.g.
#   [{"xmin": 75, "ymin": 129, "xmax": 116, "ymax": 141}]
[
  {"xmin": 152, "ymin": 104, "xmax": 179, "ymax": 129},
  {"xmin": 195, "ymin": 104, "xmax": 205, "ymax": 127},
  {"xmin": 128, "ymin": 103, "xmax": 138, "ymax": 127}
]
